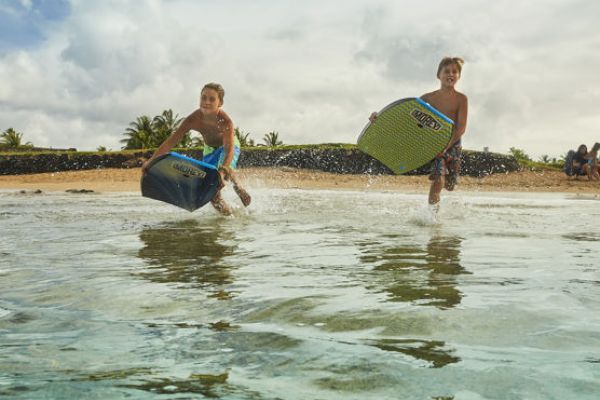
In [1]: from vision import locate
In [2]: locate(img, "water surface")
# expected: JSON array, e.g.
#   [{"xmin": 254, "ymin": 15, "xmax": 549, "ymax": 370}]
[{"xmin": 1, "ymin": 187, "xmax": 599, "ymax": 399}]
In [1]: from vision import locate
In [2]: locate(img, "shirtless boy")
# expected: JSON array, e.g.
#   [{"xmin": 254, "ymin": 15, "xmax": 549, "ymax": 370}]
[
  {"xmin": 142, "ymin": 83, "xmax": 251, "ymax": 215},
  {"xmin": 420, "ymin": 57, "xmax": 468, "ymax": 205},
  {"xmin": 370, "ymin": 57, "xmax": 468, "ymax": 206}
]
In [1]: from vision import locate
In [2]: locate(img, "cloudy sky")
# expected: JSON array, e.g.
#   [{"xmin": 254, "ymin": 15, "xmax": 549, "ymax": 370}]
[{"xmin": 1, "ymin": 0, "xmax": 599, "ymax": 159}]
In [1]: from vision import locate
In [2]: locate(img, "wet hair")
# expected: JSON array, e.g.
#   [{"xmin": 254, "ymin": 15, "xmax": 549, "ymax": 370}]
[
  {"xmin": 577, "ymin": 144, "xmax": 587, "ymax": 153},
  {"xmin": 437, "ymin": 57, "xmax": 464, "ymax": 78},
  {"xmin": 201, "ymin": 82, "xmax": 225, "ymax": 105}
]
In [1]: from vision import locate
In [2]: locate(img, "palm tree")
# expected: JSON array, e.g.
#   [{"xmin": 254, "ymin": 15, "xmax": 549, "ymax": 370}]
[
  {"xmin": 151, "ymin": 109, "xmax": 185, "ymax": 148},
  {"xmin": 121, "ymin": 116, "xmax": 154, "ymax": 149},
  {"xmin": 509, "ymin": 147, "xmax": 531, "ymax": 162},
  {"xmin": 121, "ymin": 110, "xmax": 192, "ymax": 150},
  {"xmin": 97, "ymin": 146, "xmax": 108, "ymax": 152},
  {"xmin": 538, "ymin": 154, "xmax": 550, "ymax": 164},
  {"xmin": 263, "ymin": 131, "xmax": 283, "ymax": 147},
  {"xmin": 235, "ymin": 127, "xmax": 254, "ymax": 147},
  {"xmin": 1, "ymin": 128, "xmax": 30, "ymax": 148}
]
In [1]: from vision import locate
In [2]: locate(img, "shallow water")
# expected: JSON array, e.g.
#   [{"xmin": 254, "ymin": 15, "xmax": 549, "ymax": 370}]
[{"xmin": 1, "ymin": 186, "xmax": 599, "ymax": 399}]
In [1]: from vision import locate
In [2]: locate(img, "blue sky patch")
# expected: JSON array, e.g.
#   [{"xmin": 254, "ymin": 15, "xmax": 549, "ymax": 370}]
[{"xmin": 0, "ymin": 0, "xmax": 70, "ymax": 53}]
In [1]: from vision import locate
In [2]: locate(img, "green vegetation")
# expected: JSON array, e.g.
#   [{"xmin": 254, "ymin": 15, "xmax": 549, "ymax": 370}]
[
  {"xmin": 0, "ymin": 143, "xmax": 355, "ymax": 157},
  {"xmin": 243, "ymin": 142, "xmax": 356, "ymax": 152},
  {"xmin": 235, "ymin": 127, "xmax": 254, "ymax": 146},
  {"xmin": 120, "ymin": 109, "xmax": 188, "ymax": 149},
  {"xmin": 263, "ymin": 131, "xmax": 283, "ymax": 147},
  {"xmin": 508, "ymin": 147, "xmax": 531, "ymax": 163},
  {"xmin": 509, "ymin": 147, "xmax": 564, "ymax": 171},
  {"xmin": 0, "ymin": 127, "xmax": 33, "ymax": 150},
  {"xmin": 119, "ymin": 110, "xmax": 284, "ymax": 150}
]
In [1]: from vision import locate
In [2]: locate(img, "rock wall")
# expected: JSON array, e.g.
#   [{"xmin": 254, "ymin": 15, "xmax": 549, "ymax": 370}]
[
  {"xmin": 237, "ymin": 147, "xmax": 520, "ymax": 177},
  {"xmin": 0, "ymin": 147, "xmax": 519, "ymax": 177},
  {"xmin": 0, "ymin": 151, "xmax": 151, "ymax": 175}
]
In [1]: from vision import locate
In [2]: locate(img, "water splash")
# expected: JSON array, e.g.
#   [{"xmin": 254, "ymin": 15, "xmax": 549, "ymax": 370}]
[{"xmin": 408, "ymin": 204, "xmax": 440, "ymax": 226}]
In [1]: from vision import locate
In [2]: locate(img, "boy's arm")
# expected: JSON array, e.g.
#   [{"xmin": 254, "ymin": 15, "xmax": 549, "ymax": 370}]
[
  {"xmin": 217, "ymin": 110, "xmax": 235, "ymax": 179},
  {"xmin": 142, "ymin": 110, "xmax": 199, "ymax": 170},
  {"xmin": 445, "ymin": 94, "xmax": 468, "ymax": 152},
  {"xmin": 219, "ymin": 110, "xmax": 235, "ymax": 167}
]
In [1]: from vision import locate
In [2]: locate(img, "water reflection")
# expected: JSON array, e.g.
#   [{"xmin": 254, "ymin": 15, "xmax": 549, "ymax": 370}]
[
  {"xmin": 119, "ymin": 372, "xmax": 229, "ymax": 397},
  {"xmin": 368, "ymin": 338, "xmax": 460, "ymax": 368},
  {"xmin": 137, "ymin": 219, "xmax": 237, "ymax": 299},
  {"xmin": 361, "ymin": 234, "xmax": 468, "ymax": 309}
]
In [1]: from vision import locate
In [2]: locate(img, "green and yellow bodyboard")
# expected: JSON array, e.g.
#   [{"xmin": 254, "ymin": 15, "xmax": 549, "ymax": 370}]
[{"xmin": 358, "ymin": 97, "xmax": 454, "ymax": 174}]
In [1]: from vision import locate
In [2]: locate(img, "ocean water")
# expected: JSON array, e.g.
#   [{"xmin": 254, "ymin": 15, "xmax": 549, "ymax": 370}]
[{"xmin": 0, "ymin": 186, "xmax": 599, "ymax": 399}]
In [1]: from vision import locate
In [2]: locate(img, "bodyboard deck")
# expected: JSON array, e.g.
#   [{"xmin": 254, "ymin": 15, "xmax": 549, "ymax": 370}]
[
  {"xmin": 358, "ymin": 97, "xmax": 454, "ymax": 174},
  {"xmin": 141, "ymin": 152, "xmax": 220, "ymax": 212}
]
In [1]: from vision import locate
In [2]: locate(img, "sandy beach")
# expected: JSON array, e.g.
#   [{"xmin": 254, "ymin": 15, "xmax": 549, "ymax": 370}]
[{"xmin": 1, "ymin": 167, "xmax": 600, "ymax": 195}]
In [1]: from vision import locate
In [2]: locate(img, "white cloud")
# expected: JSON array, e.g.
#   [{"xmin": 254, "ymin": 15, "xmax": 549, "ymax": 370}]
[{"xmin": 1, "ymin": 0, "xmax": 599, "ymax": 159}]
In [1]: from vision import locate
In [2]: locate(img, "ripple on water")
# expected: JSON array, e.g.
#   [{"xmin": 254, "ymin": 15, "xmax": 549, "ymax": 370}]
[{"xmin": 0, "ymin": 307, "xmax": 11, "ymax": 319}]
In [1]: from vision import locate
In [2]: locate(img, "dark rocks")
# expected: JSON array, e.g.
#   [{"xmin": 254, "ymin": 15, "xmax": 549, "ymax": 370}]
[
  {"xmin": 18, "ymin": 189, "xmax": 43, "ymax": 194},
  {"xmin": 0, "ymin": 151, "xmax": 153, "ymax": 175},
  {"xmin": 66, "ymin": 189, "xmax": 95, "ymax": 194},
  {"xmin": 0, "ymin": 146, "xmax": 520, "ymax": 177},
  {"xmin": 236, "ymin": 147, "xmax": 520, "ymax": 177}
]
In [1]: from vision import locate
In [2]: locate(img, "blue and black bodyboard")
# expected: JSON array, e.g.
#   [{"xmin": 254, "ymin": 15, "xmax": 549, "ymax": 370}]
[{"xmin": 141, "ymin": 152, "xmax": 220, "ymax": 212}]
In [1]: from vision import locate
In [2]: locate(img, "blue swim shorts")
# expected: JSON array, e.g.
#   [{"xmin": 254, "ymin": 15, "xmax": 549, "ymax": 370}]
[{"xmin": 202, "ymin": 137, "xmax": 241, "ymax": 169}]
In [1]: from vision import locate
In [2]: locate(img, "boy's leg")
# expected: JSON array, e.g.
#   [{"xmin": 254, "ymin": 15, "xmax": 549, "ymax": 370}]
[
  {"xmin": 429, "ymin": 156, "xmax": 445, "ymax": 204},
  {"xmin": 210, "ymin": 145, "xmax": 251, "ymax": 207},
  {"xmin": 445, "ymin": 171, "xmax": 458, "ymax": 191},
  {"xmin": 203, "ymin": 145, "xmax": 250, "ymax": 210},
  {"xmin": 227, "ymin": 171, "xmax": 251, "ymax": 207},
  {"xmin": 429, "ymin": 175, "xmax": 444, "ymax": 204},
  {"xmin": 443, "ymin": 147, "xmax": 461, "ymax": 191},
  {"xmin": 210, "ymin": 189, "xmax": 233, "ymax": 216}
]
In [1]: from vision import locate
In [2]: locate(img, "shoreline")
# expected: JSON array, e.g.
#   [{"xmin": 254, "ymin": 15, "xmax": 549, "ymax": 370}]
[{"xmin": 1, "ymin": 167, "xmax": 600, "ymax": 195}]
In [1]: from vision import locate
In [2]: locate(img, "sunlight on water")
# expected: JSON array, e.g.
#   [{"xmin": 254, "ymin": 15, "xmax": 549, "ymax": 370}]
[{"xmin": 0, "ymin": 187, "xmax": 599, "ymax": 399}]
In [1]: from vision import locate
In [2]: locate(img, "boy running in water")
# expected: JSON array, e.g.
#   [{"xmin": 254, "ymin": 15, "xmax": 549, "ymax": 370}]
[
  {"xmin": 142, "ymin": 82, "xmax": 251, "ymax": 215},
  {"xmin": 420, "ymin": 57, "xmax": 468, "ymax": 205},
  {"xmin": 370, "ymin": 57, "xmax": 468, "ymax": 205}
]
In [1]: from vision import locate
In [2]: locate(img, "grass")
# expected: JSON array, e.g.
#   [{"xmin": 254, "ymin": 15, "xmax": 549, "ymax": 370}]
[
  {"xmin": 0, "ymin": 143, "xmax": 358, "ymax": 157},
  {"xmin": 518, "ymin": 159, "xmax": 563, "ymax": 171}
]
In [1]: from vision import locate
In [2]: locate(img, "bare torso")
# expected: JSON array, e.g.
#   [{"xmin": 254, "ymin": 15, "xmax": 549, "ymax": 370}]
[
  {"xmin": 421, "ymin": 89, "xmax": 465, "ymax": 122},
  {"xmin": 186, "ymin": 109, "xmax": 232, "ymax": 148}
]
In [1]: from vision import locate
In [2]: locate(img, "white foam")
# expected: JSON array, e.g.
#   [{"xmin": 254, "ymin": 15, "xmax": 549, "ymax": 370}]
[
  {"xmin": 0, "ymin": 307, "xmax": 11, "ymax": 318},
  {"xmin": 408, "ymin": 204, "xmax": 441, "ymax": 226}
]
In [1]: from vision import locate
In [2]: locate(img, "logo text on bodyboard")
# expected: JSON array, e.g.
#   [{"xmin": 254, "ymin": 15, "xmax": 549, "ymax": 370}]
[
  {"xmin": 171, "ymin": 162, "xmax": 207, "ymax": 178},
  {"xmin": 410, "ymin": 109, "xmax": 442, "ymax": 131}
]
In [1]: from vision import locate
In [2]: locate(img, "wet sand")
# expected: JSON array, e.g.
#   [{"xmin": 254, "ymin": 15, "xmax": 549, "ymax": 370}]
[{"xmin": 1, "ymin": 167, "xmax": 599, "ymax": 195}]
